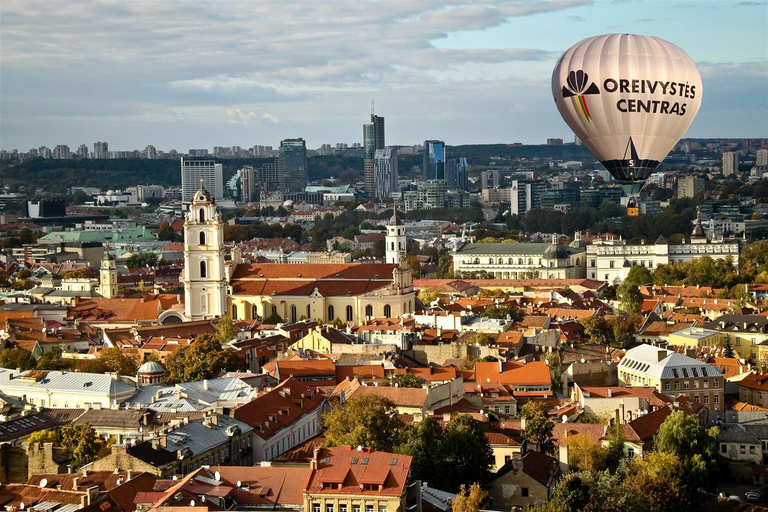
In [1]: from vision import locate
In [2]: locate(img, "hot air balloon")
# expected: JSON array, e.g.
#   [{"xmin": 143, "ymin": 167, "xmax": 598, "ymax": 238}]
[{"xmin": 552, "ymin": 34, "xmax": 702, "ymax": 216}]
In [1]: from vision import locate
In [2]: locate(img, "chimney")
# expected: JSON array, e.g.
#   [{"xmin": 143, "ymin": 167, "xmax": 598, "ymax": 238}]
[
  {"xmin": 72, "ymin": 477, "xmax": 79, "ymax": 490},
  {"xmin": 127, "ymin": 470, "xmax": 133, "ymax": 481},
  {"xmin": 619, "ymin": 403, "xmax": 626, "ymax": 424},
  {"xmin": 607, "ymin": 387, "xmax": 612, "ymax": 398},
  {"xmin": 520, "ymin": 416, "xmax": 527, "ymax": 430},
  {"xmin": 311, "ymin": 447, "xmax": 321, "ymax": 470},
  {"xmin": 498, "ymin": 359, "xmax": 503, "ymax": 373},
  {"xmin": 203, "ymin": 379, "xmax": 209, "ymax": 391},
  {"xmin": 558, "ymin": 443, "xmax": 570, "ymax": 475},
  {"xmin": 657, "ymin": 349, "xmax": 667, "ymax": 362}
]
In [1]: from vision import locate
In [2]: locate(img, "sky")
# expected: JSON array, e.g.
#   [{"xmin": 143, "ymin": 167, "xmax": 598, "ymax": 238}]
[{"xmin": 1, "ymin": 0, "xmax": 767, "ymax": 152}]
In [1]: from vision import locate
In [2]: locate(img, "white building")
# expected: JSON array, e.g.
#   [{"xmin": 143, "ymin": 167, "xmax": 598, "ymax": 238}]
[
  {"xmin": 452, "ymin": 240, "xmax": 586, "ymax": 279},
  {"xmin": 182, "ymin": 182, "xmax": 227, "ymax": 320},
  {"xmin": 181, "ymin": 157, "xmax": 223, "ymax": 201},
  {"xmin": 0, "ymin": 369, "xmax": 135, "ymax": 409},
  {"xmin": 586, "ymin": 215, "xmax": 740, "ymax": 284},
  {"xmin": 723, "ymin": 152, "xmax": 739, "ymax": 177},
  {"xmin": 386, "ymin": 206, "xmax": 406, "ymax": 265}
]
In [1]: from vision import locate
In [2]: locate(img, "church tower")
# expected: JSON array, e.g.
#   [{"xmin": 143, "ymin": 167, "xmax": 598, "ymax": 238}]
[
  {"xmin": 386, "ymin": 203, "xmax": 406, "ymax": 265},
  {"xmin": 183, "ymin": 180, "xmax": 227, "ymax": 320},
  {"xmin": 98, "ymin": 251, "xmax": 118, "ymax": 299}
]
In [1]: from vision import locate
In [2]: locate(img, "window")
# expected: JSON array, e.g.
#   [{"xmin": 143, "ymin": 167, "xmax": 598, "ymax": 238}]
[
  {"xmin": 328, "ymin": 306, "xmax": 335, "ymax": 321},
  {"xmin": 346, "ymin": 306, "xmax": 353, "ymax": 322},
  {"xmin": 521, "ymin": 488, "xmax": 529, "ymax": 497},
  {"xmin": 721, "ymin": 444, "xmax": 727, "ymax": 453},
  {"xmin": 353, "ymin": 506, "xmax": 360, "ymax": 512},
  {"xmin": 366, "ymin": 505, "xmax": 374, "ymax": 512},
  {"xmin": 751, "ymin": 446, "xmax": 756, "ymax": 454},
  {"xmin": 379, "ymin": 507, "xmax": 387, "ymax": 512},
  {"xmin": 505, "ymin": 455, "xmax": 511, "ymax": 463},
  {"xmin": 384, "ymin": 305, "xmax": 391, "ymax": 317},
  {"xmin": 714, "ymin": 380, "xmax": 720, "ymax": 388},
  {"xmin": 694, "ymin": 396, "xmax": 699, "ymax": 403},
  {"xmin": 271, "ymin": 305, "xmax": 277, "ymax": 314},
  {"xmin": 627, "ymin": 448, "xmax": 635, "ymax": 459},
  {"xmin": 232, "ymin": 304, "xmax": 237, "ymax": 320},
  {"xmin": 704, "ymin": 396, "xmax": 709, "ymax": 404},
  {"xmin": 326, "ymin": 504, "xmax": 335, "ymax": 512},
  {"xmin": 252, "ymin": 305, "xmax": 258, "ymax": 318},
  {"xmin": 675, "ymin": 382, "xmax": 680, "ymax": 390},
  {"xmin": 609, "ymin": 261, "xmax": 615, "ymax": 268},
  {"xmin": 366, "ymin": 305, "xmax": 373, "ymax": 317},
  {"xmin": 590, "ymin": 260, "xmax": 596, "ymax": 267},
  {"xmin": 200, "ymin": 260, "xmax": 207, "ymax": 278},
  {"xmin": 291, "ymin": 305, "xmax": 297, "ymax": 323},
  {"xmin": 741, "ymin": 445, "xmax": 746, "ymax": 455},
  {"xmin": 489, "ymin": 258, "xmax": 494, "ymax": 264},
  {"xmin": 664, "ymin": 382, "xmax": 670, "ymax": 390},
  {"xmin": 704, "ymin": 380, "xmax": 709, "ymax": 388},
  {"xmin": 714, "ymin": 395, "xmax": 719, "ymax": 403},
  {"xmin": 199, "ymin": 208, "xmax": 206, "ymax": 222},
  {"xmin": 340, "ymin": 506, "xmax": 348, "ymax": 512},
  {"xmin": 504, "ymin": 406, "xmax": 510, "ymax": 414},
  {"xmin": 684, "ymin": 382, "xmax": 690, "ymax": 389},
  {"xmin": 199, "ymin": 231, "xmax": 206, "ymax": 245},
  {"xmin": 313, "ymin": 505, "xmax": 321, "ymax": 512}
]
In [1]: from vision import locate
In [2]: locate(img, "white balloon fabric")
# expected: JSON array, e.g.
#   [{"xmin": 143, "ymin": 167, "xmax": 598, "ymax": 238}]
[{"xmin": 552, "ymin": 34, "xmax": 702, "ymax": 182}]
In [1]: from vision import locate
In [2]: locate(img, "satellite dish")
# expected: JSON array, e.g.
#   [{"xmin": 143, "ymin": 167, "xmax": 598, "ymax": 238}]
[
  {"xmin": 20, "ymin": 504, "xmax": 25, "ymax": 510},
  {"xmin": 214, "ymin": 471, "xmax": 221, "ymax": 481},
  {"xmin": 357, "ymin": 445, "xmax": 362, "ymax": 452},
  {"xmin": 236, "ymin": 481, "xmax": 242, "ymax": 488},
  {"xmin": 562, "ymin": 416, "xmax": 568, "ymax": 423},
  {"xmin": 42, "ymin": 328, "xmax": 47, "ymax": 333},
  {"xmin": 190, "ymin": 501, "xmax": 195, "ymax": 507},
  {"xmin": 39, "ymin": 478, "xmax": 47, "ymax": 488}
]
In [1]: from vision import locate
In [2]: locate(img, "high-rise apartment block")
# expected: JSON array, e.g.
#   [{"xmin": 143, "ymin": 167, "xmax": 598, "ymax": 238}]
[
  {"xmin": 53, "ymin": 145, "xmax": 70, "ymax": 159},
  {"xmin": 677, "ymin": 175, "xmax": 705, "ymax": 199},
  {"xmin": 278, "ymin": 138, "xmax": 307, "ymax": 194},
  {"xmin": 145, "ymin": 145, "xmax": 157, "ymax": 159},
  {"xmin": 722, "ymin": 152, "xmax": 738, "ymax": 176},
  {"xmin": 373, "ymin": 148, "xmax": 398, "ymax": 200},
  {"xmin": 757, "ymin": 149, "xmax": 768, "ymax": 167},
  {"xmin": 423, "ymin": 140, "xmax": 446, "ymax": 181},
  {"xmin": 76, "ymin": 145, "xmax": 89, "ymax": 158},
  {"xmin": 363, "ymin": 114, "xmax": 385, "ymax": 194},
  {"xmin": 93, "ymin": 141, "xmax": 109, "ymax": 159},
  {"xmin": 181, "ymin": 157, "xmax": 223, "ymax": 201}
]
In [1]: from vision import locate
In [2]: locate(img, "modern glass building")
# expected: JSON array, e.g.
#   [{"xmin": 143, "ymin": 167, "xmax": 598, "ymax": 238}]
[
  {"xmin": 373, "ymin": 148, "xmax": 399, "ymax": 200},
  {"xmin": 447, "ymin": 157, "xmax": 468, "ymax": 190},
  {"xmin": 423, "ymin": 140, "xmax": 446, "ymax": 181},
  {"xmin": 363, "ymin": 114, "xmax": 385, "ymax": 194},
  {"xmin": 278, "ymin": 138, "xmax": 307, "ymax": 194}
]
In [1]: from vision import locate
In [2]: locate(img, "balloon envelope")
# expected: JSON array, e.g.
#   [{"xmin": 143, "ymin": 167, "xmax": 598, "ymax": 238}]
[{"xmin": 552, "ymin": 34, "xmax": 702, "ymax": 181}]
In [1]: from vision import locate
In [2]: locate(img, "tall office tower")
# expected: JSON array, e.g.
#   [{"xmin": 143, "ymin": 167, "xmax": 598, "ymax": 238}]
[
  {"xmin": 278, "ymin": 138, "xmax": 307, "ymax": 194},
  {"xmin": 757, "ymin": 149, "xmax": 768, "ymax": 167},
  {"xmin": 76, "ymin": 144, "xmax": 89, "ymax": 158},
  {"xmin": 373, "ymin": 148, "xmax": 399, "ymax": 200},
  {"xmin": 446, "ymin": 157, "xmax": 468, "ymax": 191},
  {"xmin": 241, "ymin": 166, "xmax": 258, "ymax": 202},
  {"xmin": 93, "ymin": 141, "xmax": 108, "ymax": 159},
  {"xmin": 722, "ymin": 152, "xmax": 738, "ymax": 176},
  {"xmin": 145, "ymin": 145, "xmax": 157, "ymax": 159},
  {"xmin": 509, "ymin": 180, "xmax": 545, "ymax": 215},
  {"xmin": 363, "ymin": 114, "xmax": 385, "ymax": 194},
  {"xmin": 53, "ymin": 145, "xmax": 70, "ymax": 159},
  {"xmin": 181, "ymin": 157, "xmax": 223, "ymax": 201},
  {"xmin": 423, "ymin": 140, "xmax": 446, "ymax": 181}
]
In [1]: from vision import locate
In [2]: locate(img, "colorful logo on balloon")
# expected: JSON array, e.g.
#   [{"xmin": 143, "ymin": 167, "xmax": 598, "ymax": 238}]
[{"xmin": 561, "ymin": 70, "xmax": 600, "ymax": 121}]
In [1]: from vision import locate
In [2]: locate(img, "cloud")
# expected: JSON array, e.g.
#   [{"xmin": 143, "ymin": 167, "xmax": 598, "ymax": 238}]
[
  {"xmin": 225, "ymin": 108, "xmax": 282, "ymax": 127},
  {"xmin": 567, "ymin": 15, "xmax": 587, "ymax": 21}
]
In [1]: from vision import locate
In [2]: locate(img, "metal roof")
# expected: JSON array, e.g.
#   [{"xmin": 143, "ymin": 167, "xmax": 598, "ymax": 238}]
[
  {"xmin": 454, "ymin": 242, "xmax": 584, "ymax": 256},
  {"xmin": 618, "ymin": 344, "xmax": 723, "ymax": 380}
]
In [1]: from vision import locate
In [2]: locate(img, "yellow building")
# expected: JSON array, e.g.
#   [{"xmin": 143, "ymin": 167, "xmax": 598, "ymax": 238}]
[
  {"xmin": 702, "ymin": 315, "xmax": 768, "ymax": 362},
  {"xmin": 303, "ymin": 447, "xmax": 421, "ymax": 512},
  {"xmin": 228, "ymin": 262, "xmax": 415, "ymax": 326},
  {"xmin": 618, "ymin": 344, "xmax": 724, "ymax": 411}
]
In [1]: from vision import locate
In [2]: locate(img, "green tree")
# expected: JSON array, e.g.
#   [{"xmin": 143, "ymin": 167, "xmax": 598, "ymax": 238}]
[
  {"xmin": 397, "ymin": 416, "xmax": 444, "ymax": 486},
  {"xmin": 480, "ymin": 302, "xmax": 525, "ymax": 323},
  {"xmin": 76, "ymin": 348, "xmax": 139, "ymax": 375},
  {"xmin": 417, "ymin": 287, "xmax": 445, "ymax": 306},
  {"xmin": 654, "ymin": 410, "xmax": 719, "ymax": 488},
  {"xmin": 436, "ymin": 250, "xmax": 454, "ymax": 279},
  {"xmin": 620, "ymin": 452, "xmax": 691, "ymax": 512},
  {"xmin": 372, "ymin": 239, "xmax": 386, "ymax": 258},
  {"xmin": 406, "ymin": 256, "xmax": 423, "ymax": 278},
  {"xmin": 519, "ymin": 401, "xmax": 554, "ymax": 451},
  {"xmin": 384, "ymin": 373, "xmax": 425, "ymax": 388},
  {"xmin": 156, "ymin": 221, "xmax": 178, "ymax": 241},
  {"xmin": 36, "ymin": 348, "xmax": 73, "ymax": 370},
  {"xmin": 323, "ymin": 395, "xmax": 404, "ymax": 452},
  {"xmin": 62, "ymin": 268, "xmax": 94, "ymax": 279},
  {"xmin": 580, "ymin": 316, "xmax": 612, "ymax": 344},
  {"xmin": 722, "ymin": 337, "xmax": 735, "ymax": 358},
  {"xmin": 263, "ymin": 312, "xmax": 283, "ymax": 324},
  {"xmin": 126, "ymin": 251, "xmax": 159, "ymax": 268},
  {"xmin": 163, "ymin": 333, "xmax": 246, "ymax": 384},
  {"xmin": 451, "ymin": 484, "xmax": 488, "ymax": 512},
  {"xmin": 611, "ymin": 315, "xmax": 640, "ymax": 348},
  {"xmin": 0, "ymin": 347, "xmax": 36, "ymax": 370},
  {"xmin": 26, "ymin": 430, "xmax": 59, "ymax": 445},
  {"xmin": 548, "ymin": 471, "xmax": 627, "ymax": 512},
  {"xmin": 563, "ymin": 434, "xmax": 608, "ymax": 472},
  {"xmin": 476, "ymin": 288, "xmax": 507, "ymax": 298},
  {"xmin": 216, "ymin": 314, "xmax": 237, "ymax": 344},
  {"xmin": 465, "ymin": 332, "xmax": 495, "ymax": 346},
  {"xmin": 61, "ymin": 423, "xmax": 104, "ymax": 468},
  {"xmin": 440, "ymin": 415, "xmax": 493, "ymax": 491}
]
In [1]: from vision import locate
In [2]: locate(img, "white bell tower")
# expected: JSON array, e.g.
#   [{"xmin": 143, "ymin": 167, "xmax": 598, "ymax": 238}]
[
  {"xmin": 98, "ymin": 251, "xmax": 118, "ymax": 299},
  {"xmin": 183, "ymin": 180, "xmax": 227, "ymax": 320},
  {"xmin": 386, "ymin": 203, "xmax": 406, "ymax": 265}
]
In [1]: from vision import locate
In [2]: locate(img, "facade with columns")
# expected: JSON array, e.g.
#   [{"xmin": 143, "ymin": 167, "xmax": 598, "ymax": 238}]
[
  {"xmin": 182, "ymin": 182, "xmax": 228, "ymax": 320},
  {"xmin": 452, "ymin": 241, "xmax": 586, "ymax": 279}
]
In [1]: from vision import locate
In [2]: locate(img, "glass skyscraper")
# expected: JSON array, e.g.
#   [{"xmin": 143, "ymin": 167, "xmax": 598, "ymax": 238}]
[
  {"xmin": 278, "ymin": 138, "xmax": 307, "ymax": 194},
  {"xmin": 364, "ymin": 114, "xmax": 385, "ymax": 194},
  {"xmin": 423, "ymin": 140, "xmax": 446, "ymax": 181}
]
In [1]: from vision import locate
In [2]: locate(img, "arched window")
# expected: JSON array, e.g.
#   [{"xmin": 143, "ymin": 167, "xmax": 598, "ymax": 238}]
[
  {"xmin": 328, "ymin": 305, "xmax": 334, "ymax": 321},
  {"xmin": 200, "ymin": 260, "xmax": 207, "ymax": 278},
  {"xmin": 474, "ymin": 258, "xmax": 480, "ymax": 264},
  {"xmin": 231, "ymin": 305, "xmax": 237, "ymax": 320},
  {"xmin": 271, "ymin": 305, "xmax": 277, "ymax": 314},
  {"xmin": 199, "ymin": 208, "xmax": 206, "ymax": 222},
  {"xmin": 384, "ymin": 304, "xmax": 391, "ymax": 317},
  {"xmin": 398, "ymin": 241, "xmax": 403, "ymax": 250},
  {"xmin": 346, "ymin": 306, "xmax": 353, "ymax": 322},
  {"xmin": 307, "ymin": 304, "xmax": 311, "ymax": 318},
  {"xmin": 489, "ymin": 258, "xmax": 494, "ymax": 264},
  {"xmin": 199, "ymin": 231, "xmax": 206, "ymax": 245},
  {"xmin": 291, "ymin": 305, "xmax": 297, "ymax": 323},
  {"xmin": 518, "ymin": 258, "xmax": 523, "ymax": 264},
  {"xmin": 365, "ymin": 305, "xmax": 373, "ymax": 317},
  {"xmin": 391, "ymin": 242, "xmax": 395, "ymax": 250}
]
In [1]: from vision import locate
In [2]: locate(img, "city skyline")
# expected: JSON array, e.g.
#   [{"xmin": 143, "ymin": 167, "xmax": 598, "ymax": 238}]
[{"xmin": 1, "ymin": 0, "xmax": 766, "ymax": 151}]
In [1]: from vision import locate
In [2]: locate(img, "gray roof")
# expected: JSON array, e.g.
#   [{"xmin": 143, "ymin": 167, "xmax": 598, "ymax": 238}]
[
  {"xmin": 164, "ymin": 415, "xmax": 252, "ymax": 456},
  {"xmin": 618, "ymin": 344, "xmax": 723, "ymax": 380},
  {"xmin": 126, "ymin": 377, "xmax": 259, "ymax": 412},
  {"xmin": 717, "ymin": 423, "xmax": 761, "ymax": 444},
  {"xmin": 138, "ymin": 361, "xmax": 164, "ymax": 374},
  {"xmin": 455, "ymin": 242, "xmax": 585, "ymax": 256},
  {"xmin": 0, "ymin": 369, "xmax": 136, "ymax": 399}
]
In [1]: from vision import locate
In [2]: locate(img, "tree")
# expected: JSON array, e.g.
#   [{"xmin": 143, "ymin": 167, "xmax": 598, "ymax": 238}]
[
  {"xmin": 481, "ymin": 302, "xmax": 525, "ymax": 323},
  {"xmin": 0, "ymin": 347, "xmax": 36, "ymax": 370},
  {"xmin": 61, "ymin": 423, "xmax": 104, "ymax": 468},
  {"xmin": 126, "ymin": 251, "xmax": 159, "ymax": 268},
  {"xmin": 76, "ymin": 348, "xmax": 138, "ymax": 375},
  {"xmin": 36, "ymin": 348, "xmax": 73, "ymax": 371},
  {"xmin": 62, "ymin": 268, "xmax": 94, "ymax": 279},
  {"xmin": 372, "ymin": 239, "xmax": 386, "ymax": 258},
  {"xmin": 476, "ymin": 288, "xmax": 507, "ymax": 298},
  {"xmin": 580, "ymin": 317, "xmax": 612, "ymax": 344},
  {"xmin": 263, "ymin": 312, "xmax": 283, "ymax": 324},
  {"xmin": 384, "ymin": 373, "xmax": 425, "ymax": 388},
  {"xmin": 563, "ymin": 434, "xmax": 608, "ymax": 472},
  {"xmin": 451, "ymin": 484, "xmax": 488, "ymax": 512},
  {"xmin": 465, "ymin": 332, "xmax": 495, "ymax": 346},
  {"xmin": 26, "ymin": 430, "xmax": 59, "ymax": 445},
  {"xmin": 417, "ymin": 287, "xmax": 445, "ymax": 307},
  {"xmin": 440, "ymin": 415, "xmax": 494, "ymax": 491},
  {"xmin": 620, "ymin": 452, "xmax": 691, "ymax": 512},
  {"xmin": 163, "ymin": 333, "xmax": 246, "ymax": 384},
  {"xmin": 323, "ymin": 395, "xmax": 404, "ymax": 452},
  {"xmin": 654, "ymin": 410, "xmax": 719, "ymax": 488},
  {"xmin": 156, "ymin": 221, "xmax": 178, "ymax": 241},
  {"xmin": 722, "ymin": 337, "xmax": 735, "ymax": 358},
  {"xmin": 397, "ymin": 416, "xmax": 444, "ymax": 486},
  {"xmin": 611, "ymin": 315, "xmax": 640, "ymax": 348},
  {"xmin": 406, "ymin": 256, "xmax": 423, "ymax": 278},
  {"xmin": 547, "ymin": 471, "xmax": 627, "ymax": 512},
  {"xmin": 519, "ymin": 401, "xmax": 554, "ymax": 451},
  {"xmin": 216, "ymin": 314, "xmax": 237, "ymax": 343},
  {"xmin": 436, "ymin": 250, "xmax": 454, "ymax": 279}
]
